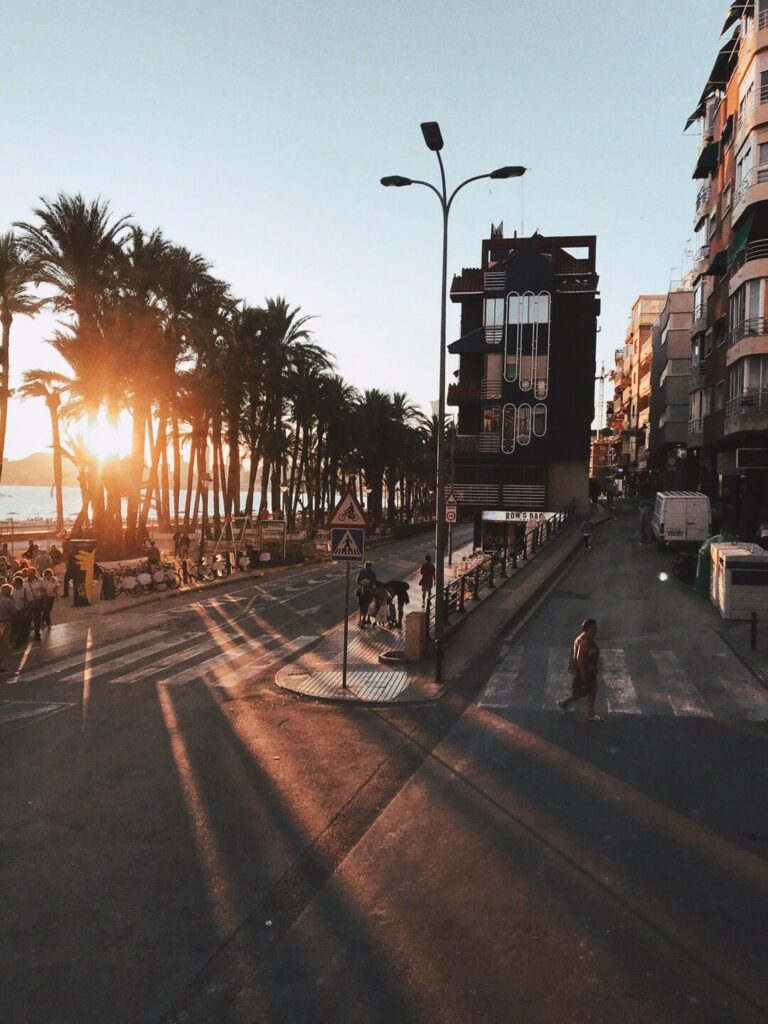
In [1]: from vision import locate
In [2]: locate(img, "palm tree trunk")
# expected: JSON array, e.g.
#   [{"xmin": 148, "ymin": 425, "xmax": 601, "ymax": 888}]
[
  {"xmin": 47, "ymin": 397, "xmax": 65, "ymax": 533},
  {"xmin": 160, "ymin": 426, "xmax": 172, "ymax": 531},
  {"xmin": 182, "ymin": 436, "xmax": 197, "ymax": 529},
  {"xmin": 0, "ymin": 314, "xmax": 10, "ymax": 485},
  {"xmin": 172, "ymin": 413, "xmax": 181, "ymax": 527},
  {"xmin": 245, "ymin": 447, "xmax": 260, "ymax": 516}
]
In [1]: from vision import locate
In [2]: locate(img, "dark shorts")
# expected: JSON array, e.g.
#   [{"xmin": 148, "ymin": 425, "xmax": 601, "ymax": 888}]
[{"xmin": 572, "ymin": 673, "xmax": 598, "ymax": 699}]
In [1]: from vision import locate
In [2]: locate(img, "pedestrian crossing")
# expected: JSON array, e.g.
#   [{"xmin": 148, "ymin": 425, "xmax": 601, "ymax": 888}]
[
  {"xmin": 477, "ymin": 639, "xmax": 768, "ymax": 720},
  {"xmin": 8, "ymin": 621, "xmax": 319, "ymax": 691}
]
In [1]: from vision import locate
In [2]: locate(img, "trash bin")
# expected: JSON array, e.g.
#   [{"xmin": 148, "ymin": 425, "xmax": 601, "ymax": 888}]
[
  {"xmin": 710, "ymin": 541, "xmax": 768, "ymax": 619},
  {"xmin": 695, "ymin": 534, "xmax": 738, "ymax": 596},
  {"xmin": 101, "ymin": 570, "xmax": 116, "ymax": 600}
]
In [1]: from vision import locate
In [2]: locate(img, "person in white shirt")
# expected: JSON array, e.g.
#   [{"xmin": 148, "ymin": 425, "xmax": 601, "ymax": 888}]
[
  {"xmin": 27, "ymin": 568, "xmax": 46, "ymax": 641},
  {"xmin": 11, "ymin": 575, "xmax": 32, "ymax": 648},
  {"xmin": 41, "ymin": 569, "xmax": 57, "ymax": 630}
]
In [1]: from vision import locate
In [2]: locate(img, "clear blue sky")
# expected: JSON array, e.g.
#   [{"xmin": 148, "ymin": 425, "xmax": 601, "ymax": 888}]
[{"xmin": 2, "ymin": 0, "xmax": 724, "ymax": 459}]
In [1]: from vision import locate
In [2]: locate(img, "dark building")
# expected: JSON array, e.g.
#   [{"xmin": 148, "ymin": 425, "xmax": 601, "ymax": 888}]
[
  {"xmin": 648, "ymin": 287, "xmax": 694, "ymax": 491},
  {"xmin": 448, "ymin": 229, "xmax": 600, "ymax": 549}
]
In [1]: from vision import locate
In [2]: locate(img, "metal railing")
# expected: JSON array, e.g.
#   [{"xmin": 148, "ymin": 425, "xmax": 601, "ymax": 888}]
[
  {"xmin": 455, "ymin": 432, "xmax": 501, "ymax": 453},
  {"xmin": 734, "ymin": 164, "xmax": 768, "ymax": 208},
  {"xmin": 693, "ymin": 300, "xmax": 707, "ymax": 321},
  {"xmin": 425, "ymin": 501, "xmax": 577, "ymax": 640},
  {"xmin": 695, "ymin": 244, "xmax": 710, "ymax": 263},
  {"xmin": 728, "ymin": 316, "xmax": 768, "ymax": 347},
  {"xmin": 480, "ymin": 378, "xmax": 503, "ymax": 399},
  {"xmin": 695, "ymin": 184, "xmax": 710, "ymax": 212},
  {"xmin": 688, "ymin": 416, "xmax": 704, "ymax": 436},
  {"xmin": 689, "ymin": 360, "xmax": 706, "ymax": 389},
  {"xmin": 729, "ymin": 238, "xmax": 768, "ymax": 275},
  {"xmin": 761, "ymin": 8, "xmax": 768, "ymax": 29},
  {"xmin": 725, "ymin": 388, "xmax": 768, "ymax": 430}
]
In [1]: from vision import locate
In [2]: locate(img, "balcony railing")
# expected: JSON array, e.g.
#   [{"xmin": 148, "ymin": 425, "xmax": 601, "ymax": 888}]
[
  {"xmin": 694, "ymin": 244, "xmax": 710, "ymax": 264},
  {"xmin": 689, "ymin": 360, "xmax": 706, "ymax": 390},
  {"xmin": 455, "ymin": 432, "xmax": 501, "ymax": 453},
  {"xmin": 688, "ymin": 417, "xmax": 704, "ymax": 439},
  {"xmin": 729, "ymin": 238, "xmax": 768, "ymax": 276},
  {"xmin": 761, "ymin": 8, "xmax": 768, "ymax": 29},
  {"xmin": 481, "ymin": 378, "xmax": 503, "ymax": 399},
  {"xmin": 733, "ymin": 164, "xmax": 768, "ymax": 209},
  {"xmin": 695, "ymin": 184, "xmax": 711, "ymax": 213},
  {"xmin": 728, "ymin": 316, "xmax": 768, "ymax": 347},
  {"xmin": 449, "ymin": 484, "xmax": 499, "ymax": 505},
  {"xmin": 639, "ymin": 372, "xmax": 651, "ymax": 397},
  {"xmin": 693, "ymin": 300, "xmax": 707, "ymax": 322},
  {"xmin": 725, "ymin": 388, "xmax": 768, "ymax": 431},
  {"xmin": 447, "ymin": 378, "xmax": 503, "ymax": 404}
]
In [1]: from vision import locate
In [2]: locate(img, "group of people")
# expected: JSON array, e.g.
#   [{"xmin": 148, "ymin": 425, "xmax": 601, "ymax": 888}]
[
  {"xmin": 354, "ymin": 554, "xmax": 436, "ymax": 630},
  {"xmin": 0, "ymin": 540, "xmax": 61, "ymax": 663}
]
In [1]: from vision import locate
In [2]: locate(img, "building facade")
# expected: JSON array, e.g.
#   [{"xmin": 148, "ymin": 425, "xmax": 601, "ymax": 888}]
[
  {"xmin": 447, "ymin": 230, "xmax": 600, "ymax": 549},
  {"xmin": 649, "ymin": 288, "xmax": 695, "ymax": 491},
  {"xmin": 686, "ymin": 1, "xmax": 768, "ymax": 536}
]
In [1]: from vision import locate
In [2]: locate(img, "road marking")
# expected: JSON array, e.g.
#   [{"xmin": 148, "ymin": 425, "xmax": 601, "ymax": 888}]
[
  {"xmin": 58, "ymin": 631, "xmax": 208, "ymax": 685},
  {"xmin": 9, "ymin": 627, "xmax": 172, "ymax": 684},
  {"xmin": 601, "ymin": 649, "xmax": 641, "ymax": 715},
  {"xmin": 156, "ymin": 636, "xmax": 275, "ymax": 686},
  {"xmin": 0, "ymin": 699, "xmax": 77, "ymax": 725},
  {"xmin": 544, "ymin": 646, "xmax": 572, "ymax": 703},
  {"xmin": 166, "ymin": 634, "xmax": 319, "ymax": 688},
  {"xmin": 478, "ymin": 647, "xmax": 523, "ymax": 708},
  {"xmin": 711, "ymin": 651, "xmax": 768, "ymax": 720},
  {"xmin": 650, "ymin": 650, "xmax": 712, "ymax": 717}
]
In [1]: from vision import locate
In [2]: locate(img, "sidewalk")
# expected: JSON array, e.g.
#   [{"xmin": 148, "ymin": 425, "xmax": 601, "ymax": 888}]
[
  {"xmin": 717, "ymin": 617, "xmax": 768, "ymax": 692},
  {"xmin": 275, "ymin": 511, "xmax": 606, "ymax": 704}
]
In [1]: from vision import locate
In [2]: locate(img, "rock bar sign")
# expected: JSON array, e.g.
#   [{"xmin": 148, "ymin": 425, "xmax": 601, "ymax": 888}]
[{"xmin": 482, "ymin": 510, "xmax": 557, "ymax": 523}]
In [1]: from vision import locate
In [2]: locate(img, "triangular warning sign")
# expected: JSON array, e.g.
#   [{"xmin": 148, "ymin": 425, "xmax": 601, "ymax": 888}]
[
  {"xmin": 328, "ymin": 490, "xmax": 368, "ymax": 528},
  {"xmin": 333, "ymin": 530, "xmax": 363, "ymax": 558}
]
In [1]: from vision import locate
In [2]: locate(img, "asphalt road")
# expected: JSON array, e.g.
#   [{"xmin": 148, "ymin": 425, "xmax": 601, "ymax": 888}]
[{"xmin": 2, "ymin": 512, "xmax": 767, "ymax": 1024}]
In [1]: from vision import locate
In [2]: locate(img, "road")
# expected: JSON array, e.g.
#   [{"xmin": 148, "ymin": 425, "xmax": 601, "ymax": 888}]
[{"xmin": 2, "ymin": 512, "xmax": 767, "ymax": 1024}]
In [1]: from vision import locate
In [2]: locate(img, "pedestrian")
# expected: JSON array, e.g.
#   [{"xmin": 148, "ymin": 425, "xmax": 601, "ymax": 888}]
[
  {"xmin": 581, "ymin": 519, "xmax": 594, "ymax": 551},
  {"xmin": 146, "ymin": 540, "xmax": 161, "ymax": 572},
  {"xmin": 639, "ymin": 504, "xmax": 650, "ymax": 543},
  {"xmin": 0, "ymin": 583, "xmax": 14, "ymax": 669},
  {"xmin": 63, "ymin": 549, "xmax": 78, "ymax": 598},
  {"xmin": 10, "ymin": 575, "xmax": 32, "ymax": 649},
  {"xmin": 356, "ymin": 579, "xmax": 373, "ymax": 628},
  {"xmin": 42, "ymin": 568, "xmax": 57, "ymax": 630},
  {"xmin": 419, "ymin": 554, "xmax": 435, "ymax": 607},
  {"xmin": 557, "ymin": 618, "xmax": 601, "ymax": 721},
  {"xmin": 35, "ymin": 547, "xmax": 52, "ymax": 574},
  {"xmin": 384, "ymin": 580, "xmax": 410, "ymax": 628},
  {"xmin": 172, "ymin": 530, "xmax": 181, "ymax": 558},
  {"xmin": 48, "ymin": 543, "xmax": 63, "ymax": 567},
  {"xmin": 23, "ymin": 540, "xmax": 36, "ymax": 561},
  {"xmin": 27, "ymin": 569, "xmax": 45, "ymax": 641},
  {"xmin": 371, "ymin": 581, "xmax": 390, "ymax": 627},
  {"xmin": 356, "ymin": 560, "xmax": 376, "ymax": 588},
  {"xmin": 178, "ymin": 532, "xmax": 190, "ymax": 559}
]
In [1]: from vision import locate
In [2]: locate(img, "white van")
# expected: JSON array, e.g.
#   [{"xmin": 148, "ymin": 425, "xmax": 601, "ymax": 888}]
[{"xmin": 651, "ymin": 491, "xmax": 711, "ymax": 547}]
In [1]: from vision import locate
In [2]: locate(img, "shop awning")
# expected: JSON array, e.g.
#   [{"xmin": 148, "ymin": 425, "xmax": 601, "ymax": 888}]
[
  {"xmin": 729, "ymin": 210, "xmax": 756, "ymax": 265},
  {"xmin": 722, "ymin": 1, "xmax": 753, "ymax": 34},
  {"xmin": 722, "ymin": 113, "xmax": 734, "ymax": 146},
  {"xmin": 705, "ymin": 249, "xmax": 728, "ymax": 276},
  {"xmin": 684, "ymin": 99, "xmax": 707, "ymax": 132},
  {"xmin": 709, "ymin": 28, "xmax": 741, "ymax": 87},
  {"xmin": 448, "ymin": 327, "xmax": 491, "ymax": 354},
  {"xmin": 693, "ymin": 141, "xmax": 719, "ymax": 179}
]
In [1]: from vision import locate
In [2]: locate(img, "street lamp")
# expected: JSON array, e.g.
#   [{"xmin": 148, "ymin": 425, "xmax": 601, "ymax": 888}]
[{"xmin": 381, "ymin": 122, "xmax": 525, "ymax": 682}]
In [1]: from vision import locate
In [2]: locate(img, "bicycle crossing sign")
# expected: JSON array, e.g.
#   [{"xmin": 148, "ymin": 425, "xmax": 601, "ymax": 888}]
[
  {"xmin": 328, "ymin": 490, "xmax": 368, "ymax": 528},
  {"xmin": 331, "ymin": 527, "xmax": 366, "ymax": 562}
]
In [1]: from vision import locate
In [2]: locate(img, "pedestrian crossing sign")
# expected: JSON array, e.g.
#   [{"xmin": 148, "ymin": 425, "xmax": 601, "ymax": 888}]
[{"xmin": 331, "ymin": 527, "xmax": 366, "ymax": 562}]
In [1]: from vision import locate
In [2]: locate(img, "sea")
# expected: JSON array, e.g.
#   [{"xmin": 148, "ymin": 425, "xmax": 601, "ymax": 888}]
[{"xmin": 0, "ymin": 486, "xmax": 258, "ymax": 528}]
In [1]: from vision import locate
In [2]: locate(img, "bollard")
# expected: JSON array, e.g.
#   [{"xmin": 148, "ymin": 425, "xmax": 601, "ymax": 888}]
[
  {"xmin": 181, "ymin": 558, "xmax": 189, "ymax": 584},
  {"xmin": 500, "ymin": 552, "xmax": 507, "ymax": 578},
  {"xmin": 425, "ymin": 591, "xmax": 432, "ymax": 638},
  {"xmin": 459, "ymin": 576, "xmax": 466, "ymax": 613},
  {"xmin": 473, "ymin": 565, "xmax": 481, "ymax": 600},
  {"xmin": 751, "ymin": 611, "xmax": 758, "ymax": 649}
]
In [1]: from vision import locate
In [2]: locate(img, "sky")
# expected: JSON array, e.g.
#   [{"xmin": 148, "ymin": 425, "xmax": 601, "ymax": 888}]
[{"xmin": 1, "ymin": 0, "xmax": 726, "ymax": 460}]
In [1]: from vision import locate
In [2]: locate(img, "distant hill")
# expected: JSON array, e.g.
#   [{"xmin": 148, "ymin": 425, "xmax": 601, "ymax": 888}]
[{"xmin": 1, "ymin": 453, "xmax": 78, "ymax": 487}]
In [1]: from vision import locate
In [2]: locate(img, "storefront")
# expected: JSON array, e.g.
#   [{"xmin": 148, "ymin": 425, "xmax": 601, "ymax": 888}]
[{"xmin": 478, "ymin": 510, "xmax": 559, "ymax": 551}]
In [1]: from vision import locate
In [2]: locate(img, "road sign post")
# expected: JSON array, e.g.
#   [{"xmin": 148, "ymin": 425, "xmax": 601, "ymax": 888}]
[
  {"xmin": 329, "ymin": 492, "xmax": 368, "ymax": 691},
  {"xmin": 445, "ymin": 494, "xmax": 458, "ymax": 566}
]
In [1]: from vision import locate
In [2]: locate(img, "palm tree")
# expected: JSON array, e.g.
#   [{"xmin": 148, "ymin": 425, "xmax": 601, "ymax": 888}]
[
  {"xmin": 0, "ymin": 232, "xmax": 44, "ymax": 483},
  {"xmin": 16, "ymin": 370, "xmax": 70, "ymax": 531}
]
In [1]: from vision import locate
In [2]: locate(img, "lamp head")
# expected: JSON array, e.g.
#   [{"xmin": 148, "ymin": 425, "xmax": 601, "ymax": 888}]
[
  {"xmin": 489, "ymin": 166, "xmax": 527, "ymax": 179},
  {"xmin": 420, "ymin": 121, "xmax": 444, "ymax": 151},
  {"xmin": 381, "ymin": 175, "xmax": 413, "ymax": 187}
]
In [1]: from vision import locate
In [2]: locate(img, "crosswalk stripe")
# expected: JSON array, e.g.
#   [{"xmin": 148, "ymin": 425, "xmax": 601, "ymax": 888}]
[
  {"xmin": 650, "ymin": 651, "xmax": 712, "ymax": 717},
  {"xmin": 147, "ymin": 635, "xmax": 273, "ymax": 686},
  {"xmin": 544, "ymin": 647, "xmax": 571, "ymax": 703},
  {"xmin": 59, "ymin": 632, "xmax": 209, "ymax": 684},
  {"xmin": 601, "ymin": 649, "xmax": 641, "ymax": 715},
  {"xmin": 478, "ymin": 647, "xmax": 524, "ymax": 708},
  {"xmin": 105, "ymin": 632, "xmax": 261, "ymax": 685},
  {"xmin": 11, "ymin": 627, "xmax": 171, "ymax": 684},
  {"xmin": 167, "ymin": 634, "xmax": 319, "ymax": 688}
]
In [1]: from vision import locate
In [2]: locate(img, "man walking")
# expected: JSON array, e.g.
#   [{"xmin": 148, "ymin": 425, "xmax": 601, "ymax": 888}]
[
  {"xmin": 384, "ymin": 580, "xmax": 410, "ymax": 628},
  {"xmin": 419, "ymin": 554, "xmax": 435, "ymax": 607},
  {"xmin": 27, "ymin": 569, "xmax": 46, "ymax": 641},
  {"xmin": 558, "ymin": 618, "xmax": 601, "ymax": 721},
  {"xmin": 581, "ymin": 519, "xmax": 594, "ymax": 551},
  {"xmin": 0, "ymin": 584, "xmax": 14, "ymax": 669},
  {"xmin": 639, "ymin": 504, "xmax": 650, "ymax": 543}
]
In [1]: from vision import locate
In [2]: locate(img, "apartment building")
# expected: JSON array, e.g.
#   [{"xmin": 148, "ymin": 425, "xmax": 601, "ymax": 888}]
[
  {"xmin": 447, "ymin": 230, "xmax": 599, "ymax": 549},
  {"xmin": 686, "ymin": 0, "xmax": 768, "ymax": 536},
  {"xmin": 648, "ymin": 288, "xmax": 695, "ymax": 491},
  {"xmin": 616, "ymin": 295, "xmax": 665, "ymax": 492}
]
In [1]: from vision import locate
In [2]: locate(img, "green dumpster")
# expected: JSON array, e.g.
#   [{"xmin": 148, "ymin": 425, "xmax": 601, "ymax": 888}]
[{"xmin": 695, "ymin": 534, "xmax": 738, "ymax": 596}]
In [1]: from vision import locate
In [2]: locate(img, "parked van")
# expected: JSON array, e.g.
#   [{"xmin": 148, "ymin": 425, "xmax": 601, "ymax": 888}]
[{"xmin": 651, "ymin": 491, "xmax": 711, "ymax": 547}]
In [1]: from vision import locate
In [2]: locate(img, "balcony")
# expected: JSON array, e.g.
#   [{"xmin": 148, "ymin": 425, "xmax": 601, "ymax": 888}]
[
  {"xmin": 732, "ymin": 164, "xmax": 768, "ymax": 222},
  {"xmin": 502, "ymin": 484, "xmax": 546, "ymax": 508},
  {"xmin": 689, "ymin": 360, "xmax": 706, "ymax": 391},
  {"xmin": 447, "ymin": 377, "xmax": 503, "ymax": 404},
  {"xmin": 695, "ymin": 183, "xmax": 711, "ymax": 215},
  {"xmin": 639, "ymin": 371, "xmax": 651, "ymax": 398},
  {"xmin": 727, "ymin": 318, "xmax": 768, "ymax": 363},
  {"xmin": 694, "ymin": 243, "xmax": 710, "ymax": 265},
  {"xmin": 725, "ymin": 389, "xmax": 768, "ymax": 434},
  {"xmin": 729, "ymin": 239, "xmax": 768, "ymax": 288},
  {"xmin": 455, "ymin": 432, "xmax": 501, "ymax": 454},
  {"xmin": 688, "ymin": 417, "xmax": 704, "ymax": 446}
]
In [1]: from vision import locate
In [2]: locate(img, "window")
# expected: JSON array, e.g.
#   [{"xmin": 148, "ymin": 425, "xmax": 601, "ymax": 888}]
[
  {"xmin": 702, "ymin": 388, "xmax": 711, "ymax": 418},
  {"xmin": 516, "ymin": 404, "xmax": 532, "ymax": 445},
  {"xmin": 760, "ymin": 142, "xmax": 768, "ymax": 168},
  {"xmin": 723, "ymin": 183, "xmax": 733, "ymax": 212},
  {"xmin": 704, "ymin": 329, "xmax": 713, "ymax": 357},
  {"xmin": 761, "ymin": 69, "xmax": 768, "ymax": 104},
  {"xmin": 484, "ymin": 298, "xmax": 504, "ymax": 326},
  {"xmin": 737, "ymin": 144, "xmax": 753, "ymax": 188},
  {"xmin": 730, "ymin": 279, "xmax": 763, "ymax": 334},
  {"xmin": 715, "ymin": 380, "xmax": 724, "ymax": 411},
  {"xmin": 708, "ymin": 213, "xmax": 717, "ymax": 241},
  {"xmin": 730, "ymin": 354, "xmax": 768, "ymax": 396},
  {"xmin": 502, "ymin": 404, "xmax": 516, "ymax": 454},
  {"xmin": 533, "ymin": 404, "xmax": 547, "ymax": 437},
  {"xmin": 482, "ymin": 406, "xmax": 501, "ymax": 433}
]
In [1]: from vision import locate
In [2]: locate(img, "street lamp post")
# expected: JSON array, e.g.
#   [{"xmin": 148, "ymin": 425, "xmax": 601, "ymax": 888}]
[{"xmin": 382, "ymin": 122, "xmax": 525, "ymax": 682}]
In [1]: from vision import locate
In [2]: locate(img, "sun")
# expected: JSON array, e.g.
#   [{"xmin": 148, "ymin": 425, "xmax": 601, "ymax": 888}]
[{"xmin": 84, "ymin": 409, "xmax": 133, "ymax": 463}]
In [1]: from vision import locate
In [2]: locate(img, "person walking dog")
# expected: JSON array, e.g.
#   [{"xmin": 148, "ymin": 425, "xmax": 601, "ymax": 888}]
[{"xmin": 558, "ymin": 618, "xmax": 601, "ymax": 721}]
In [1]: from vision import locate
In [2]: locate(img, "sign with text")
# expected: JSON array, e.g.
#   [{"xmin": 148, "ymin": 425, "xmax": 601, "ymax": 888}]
[{"xmin": 482, "ymin": 510, "xmax": 557, "ymax": 523}]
